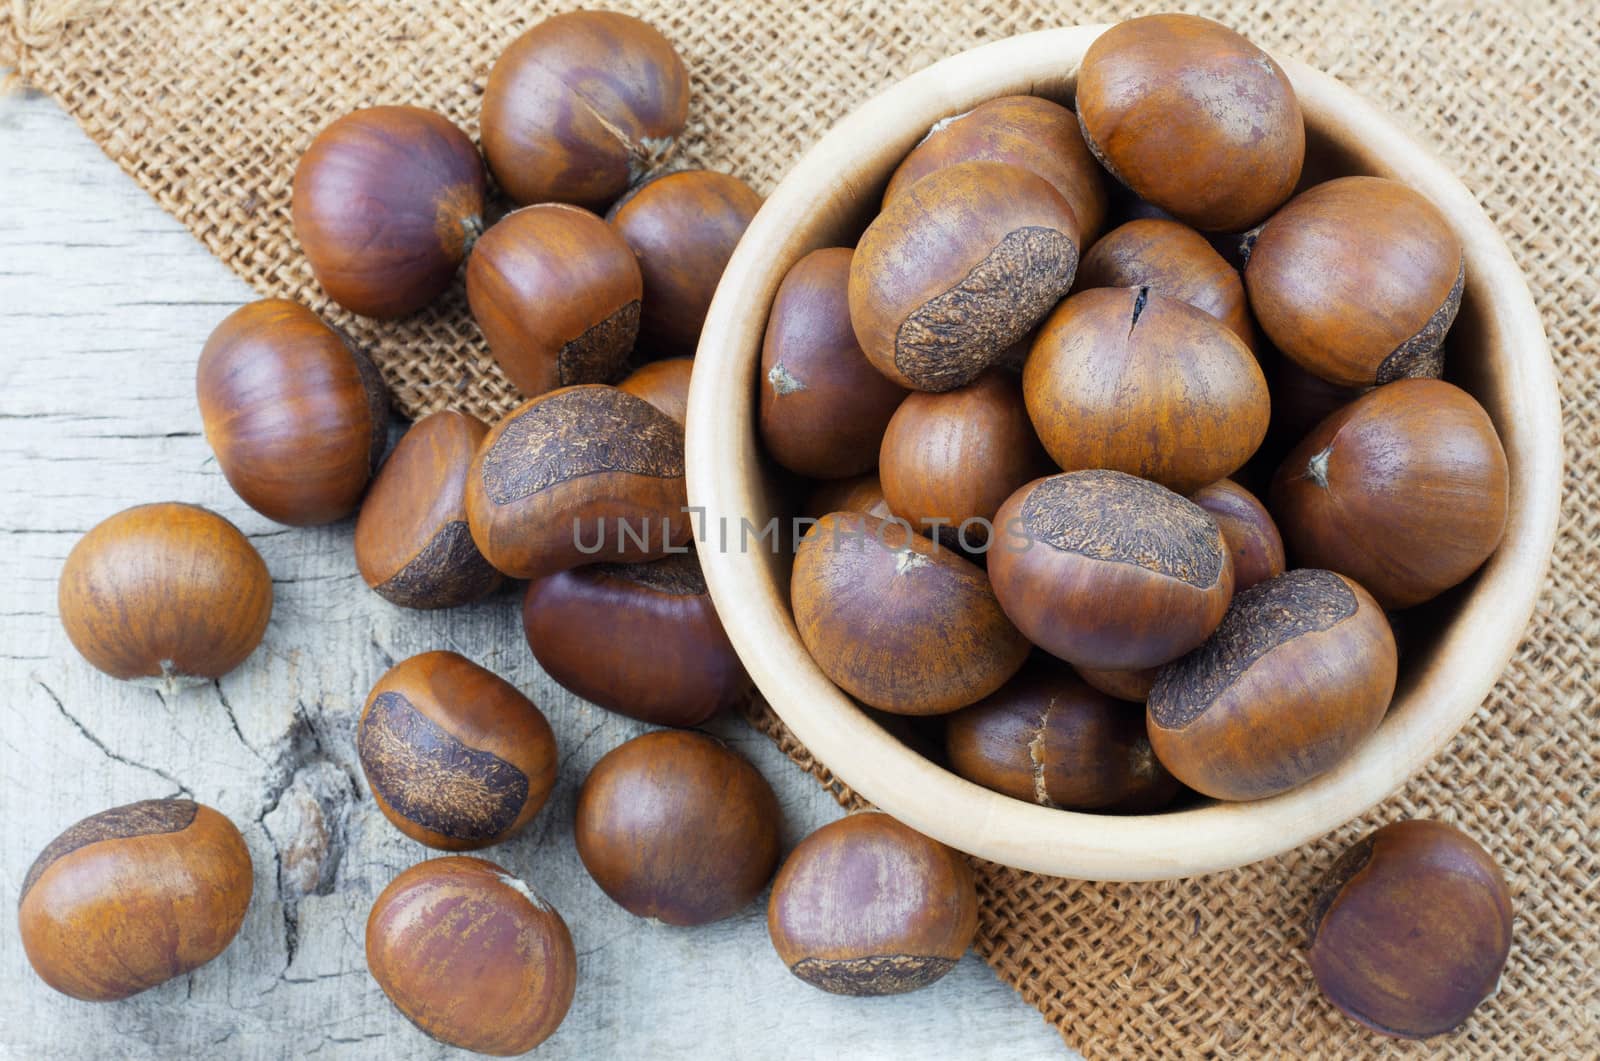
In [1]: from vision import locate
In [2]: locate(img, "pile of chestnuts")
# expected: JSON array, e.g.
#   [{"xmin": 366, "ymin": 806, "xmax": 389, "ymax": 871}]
[{"xmin": 26, "ymin": 8, "xmax": 1519, "ymax": 1050}]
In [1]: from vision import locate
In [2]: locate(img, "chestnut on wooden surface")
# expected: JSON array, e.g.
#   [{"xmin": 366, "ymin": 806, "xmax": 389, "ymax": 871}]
[
  {"xmin": 760, "ymin": 246, "xmax": 908, "ymax": 478},
  {"xmin": 1023, "ymin": 286, "xmax": 1269, "ymax": 493},
  {"xmin": 357, "ymin": 651, "xmax": 557, "ymax": 850},
  {"xmin": 767, "ymin": 811, "xmax": 978, "ymax": 996},
  {"xmin": 618, "ymin": 356, "xmax": 694, "ymax": 425},
  {"xmin": 464, "ymin": 385, "xmax": 691, "ymax": 579},
  {"xmin": 1147, "ymin": 569, "xmax": 1396, "ymax": 801},
  {"xmin": 945, "ymin": 659, "xmax": 1175, "ymax": 811},
  {"xmin": 522, "ymin": 552, "xmax": 748, "ymax": 727},
  {"xmin": 575, "ymin": 730, "xmax": 781, "ymax": 925},
  {"xmin": 1245, "ymin": 176, "xmax": 1465, "ymax": 387},
  {"xmin": 879, "ymin": 369, "xmax": 1048, "ymax": 543},
  {"xmin": 849, "ymin": 160, "xmax": 1080, "ymax": 392},
  {"xmin": 197, "ymin": 299, "xmax": 389, "ymax": 526},
  {"xmin": 608, "ymin": 169, "xmax": 765, "ymax": 355},
  {"xmin": 1076, "ymin": 13, "xmax": 1304, "ymax": 232},
  {"xmin": 1307, "ymin": 820, "xmax": 1512, "ymax": 1040},
  {"xmin": 292, "ymin": 106, "xmax": 485, "ymax": 318},
  {"xmin": 466, "ymin": 204, "xmax": 643, "ymax": 398},
  {"xmin": 988, "ymin": 470, "xmax": 1234, "ymax": 671},
  {"xmin": 791, "ymin": 511, "xmax": 1030, "ymax": 714},
  {"xmin": 1073, "ymin": 665, "xmax": 1158, "ymax": 704},
  {"xmin": 19, "ymin": 800, "xmax": 252, "ymax": 1001},
  {"xmin": 354, "ymin": 410, "xmax": 502, "ymax": 610},
  {"xmin": 803, "ymin": 473, "xmax": 892, "ymax": 520},
  {"xmin": 1271, "ymin": 379, "xmax": 1509, "ymax": 609},
  {"xmin": 1074, "ymin": 217, "xmax": 1256, "ymax": 349},
  {"xmin": 366, "ymin": 856, "xmax": 575, "ymax": 1055},
  {"xmin": 884, "ymin": 94, "xmax": 1109, "ymax": 243},
  {"xmin": 1192, "ymin": 478, "xmax": 1286, "ymax": 591},
  {"xmin": 59, "ymin": 503, "xmax": 272, "ymax": 688}
]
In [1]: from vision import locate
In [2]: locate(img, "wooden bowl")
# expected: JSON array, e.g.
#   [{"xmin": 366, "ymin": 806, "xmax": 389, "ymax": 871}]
[{"xmin": 687, "ymin": 26, "xmax": 1561, "ymax": 881}]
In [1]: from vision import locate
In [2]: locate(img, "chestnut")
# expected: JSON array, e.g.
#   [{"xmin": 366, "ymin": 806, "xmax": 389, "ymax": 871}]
[
  {"xmin": 367, "ymin": 856, "xmax": 575, "ymax": 1054},
  {"xmin": 618, "ymin": 356, "xmax": 694, "ymax": 425},
  {"xmin": 1307, "ymin": 820, "xmax": 1512, "ymax": 1039},
  {"xmin": 1073, "ymin": 665, "xmax": 1158, "ymax": 704},
  {"xmin": 1147, "ymin": 569, "xmax": 1396, "ymax": 801},
  {"xmin": 1076, "ymin": 14, "xmax": 1303, "ymax": 232},
  {"xmin": 466, "ymin": 204, "xmax": 643, "ymax": 398},
  {"xmin": 878, "ymin": 369, "xmax": 1048, "ymax": 544},
  {"xmin": 884, "ymin": 94, "xmax": 1108, "ymax": 243},
  {"xmin": 1191, "ymin": 478, "xmax": 1285, "ymax": 591},
  {"xmin": 767, "ymin": 811, "xmax": 977, "ymax": 996},
  {"xmin": 292, "ymin": 106, "xmax": 485, "ymax": 318},
  {"xmin": 59, "ymin": 503, "xmax": 272, "ymax": 688},
  {"xmin": 19, "ymin": 799, "xmax": 252, "ymax": 1001},
  {"xmin": 1024, "ymin": 286, "xmax": 1269, "ymax": 493},
  {"xmin": 608, "ymin": 169, "xmax": 764, "ymax": 356},
  {"xmin": 1245, "ymin": 176, "xmax": 1464, "ymax": 386},
  {"xmin": 760, "ymin": 246, "xmax": 908, "ymax": 478},
  {"xmin": 803, "ymin": 473, "xmax": 892, "ymax": 520},
  {"xmin": 1074, "ymin": 217, "xmax": 1255, "ymax": 349},
  {"xmin": 1271, "ymin": 379, "xmax": 1509, "ymax": 609},
  {"xmin": 791, "ymin": 511, "xmax": 1030, "ymax": 714},
  {"xmin": 354, "ymin": 410, "xmax": 502, "ymax": 610},
  {"xmin": 945, "ymin": 659, "xmax": 1175, "ymax": 810},
  {"xmin": 849, "ymin": 160, "xmax": 1080, "ymax": 392},
  {"xmin": 464, "ymin": 385, "xmax": 691, "ymax": 579},
  {"xmin": 197, "ymin": 299, "xmax": 390, "ymax": 526},
  {"xmin": 358, "ymin": 651, "xmax": 557, "ymax": 850},
  {"xmin": 481, "ymin": 10, "xmax": 689, "ymax": 210},
  {"xmin": 522, "ymin": 551, "xmax": 748, "ymax": 727},
  {"xmin": 575, "ymin": 730, "xmax": 781, "ymax": 925},
  {"xmin": 988, "ymin": 470, "xmax": 1233, "ymax": 671}
]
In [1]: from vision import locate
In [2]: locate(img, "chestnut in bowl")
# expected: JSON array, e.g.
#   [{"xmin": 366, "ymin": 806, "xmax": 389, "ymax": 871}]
[
  {"xmin": 1073, "ymin": 665, "xmax": 1158, "ymax": 704},
  {"xmin": 803, "ymin": 473, "xmax": 893, "ymax": 521},
  {"xmin": 618, "ymin": 357, "xmax": 694, "ymax": 425},
  {"xmin": 1191, "ymin": 478, "xmax": 1286, "ymax": 591}
]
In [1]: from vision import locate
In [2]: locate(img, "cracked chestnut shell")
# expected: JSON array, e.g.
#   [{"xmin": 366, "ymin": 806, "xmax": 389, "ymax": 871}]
[
  {"xmin": 849, "ymin": 160, "xmax": 1080, "ymax": 392},
  {"xmin": 1147, "ymin": 569, "xmax": 1396, "ymax": 801},
  {"xmin": 884, "ymin": 94, "xmax": 1109, "ymax": 243},
  {"xmin": 59, "ymin": 503, "xmax": 272, "ymax": 688},
  {"xmin": 19, "ymin": 799, "xmax": 252, "ymax": 1001},
  {"xmin": 767, "ymin": 811, "xmax": 977, "ymax": 997},
  {"xmin": 1074, "ymin": 217, "xmax": 1256, "ymax": 350},
  {"xmin": 1307, "ymin": 820, "xmax": 1512, "ymax": 1039},
  {"xmin": 1024, "ymin": 286, "xmax": 1269, "ymax": 493},
  {"xmin": 1192, "ymin": 478, "xmax": 1285, "ymax": 591},
  {"xmin": 760, "ymin": 247, "xmax": 909, "ymax": 478},
  {"xmin": 1245, "ymin": 176, "xmax": 1465, "ymax": 387},
  {"xmin": 466, "ymin": 204, "xmax": 643, "ymax": 399},
  {"xmin": 1076, "ymin": 14, "xmax": 1303, "ymax": 232},
  {"xmin": 879, "ymin": 369, "xmax": 1049, "ymax": 545},
  {"xmin": 482, "ymin": 11, "xmax": 687, "ymax": 210},
  {"xmin": 945, "ymin": 659, "xmax": 1174, "ymax": 811},
  {"xmin": 357, "ymin": 651, "xmax": 556, "ymax": 851},
  {"xmin": 354, "ymin": 410, "xmax": 502, "ymax": 610},
  {"xmin": 988, "ymin": 470, "xmax": 1234, "ymax": 671},
  {"xmin": 198, "ymin": 299, "xmax": 390, "ymax": 526},
  {"xmin": 1271, "ymin": 379, "xmax": 1508, "ymax": 609},
  {"xmin": 618, "ymin": 356, "xmax": 694, "ymax": 425},
  {"xmin": 792, "ymin": 511, "xmax": 1031, "ymax": 714},
  {"xmin": 367, "ymin": 856, "xmax": 575, "ymax": 1055},
  {"xmin": 575, "ymin": 730, "xmax": 781, "ymax": 926},
  {"xmin": 464, "ymin": 385, "xmax": 691, "ymax": 579},
  {"xmin": 292, "ymin": 106, "xmax": 485, "ymax": 318},
  {"xmin": 608, "ymin": 169, "xmax": 765, "ymax": 356},
  {"xmin": 522, "ymin": 552, "xmax": 748, "ymax": 728}
]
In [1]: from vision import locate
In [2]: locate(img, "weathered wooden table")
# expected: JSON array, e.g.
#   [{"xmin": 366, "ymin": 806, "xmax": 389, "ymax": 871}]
[{"xmin": 0, "ymin": 90, "xmax": 1072, "ymax": 1059}]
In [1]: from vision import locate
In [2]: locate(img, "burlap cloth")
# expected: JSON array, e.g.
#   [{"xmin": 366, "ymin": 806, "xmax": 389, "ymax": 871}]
[{"xmin": 4, "ymin": 0, "xmax": 1595, "ymax": 1054}]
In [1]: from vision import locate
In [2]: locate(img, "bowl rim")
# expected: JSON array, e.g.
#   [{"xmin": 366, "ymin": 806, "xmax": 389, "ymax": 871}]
[{"xmin": 686, "ymin": 24, "xmax": 1563, "ymax": 881}]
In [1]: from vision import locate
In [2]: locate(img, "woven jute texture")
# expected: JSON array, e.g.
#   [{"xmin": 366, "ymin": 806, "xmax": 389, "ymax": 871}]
[{"xmin": 5, "ymin": 0, "xmax": 1597, "ymax": 1055}]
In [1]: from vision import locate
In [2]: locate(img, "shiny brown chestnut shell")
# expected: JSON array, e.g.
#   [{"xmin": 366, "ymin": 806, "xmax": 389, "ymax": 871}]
[
  {"xmin": 618, "ymin": 357, "xmax": 694, "ymax": 425},
  {"xmin": 575, "ymin": 730, "xmax": 781, "ymax": 926},
  {"xmin": 1073, "ymin": 665, "xmax": 1159, "ymax": 704},
  {"xmin": 292, "ymin": 106, "xmax": 485, "ymax": 318},
  {"xmin": 1147, "ymin": 569, "xmax": 1396, "ymax": 801},
  {"xmin": 1192, "ymin": 478, "xmax": 1286, "ymax": 591},
  {"xmin": 767, "ymin": 811, "xmax": 978, "ymax": 996},
  {"xmin": 1271, "ymin": 379, "xmax": 1508, "ymax": 609},
  {"xmin": 803, "ymin": 474, "xmax": 893, "ymax": 521},
  {"xmin": 480, "ymin": 10, "xmax": 688, "ymax": 210}
]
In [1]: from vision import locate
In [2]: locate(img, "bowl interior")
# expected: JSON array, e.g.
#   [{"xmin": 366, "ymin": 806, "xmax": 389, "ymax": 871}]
[{"xmin": 686, "ymin": 26, "xmax": 1561, "ymax": 880}]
